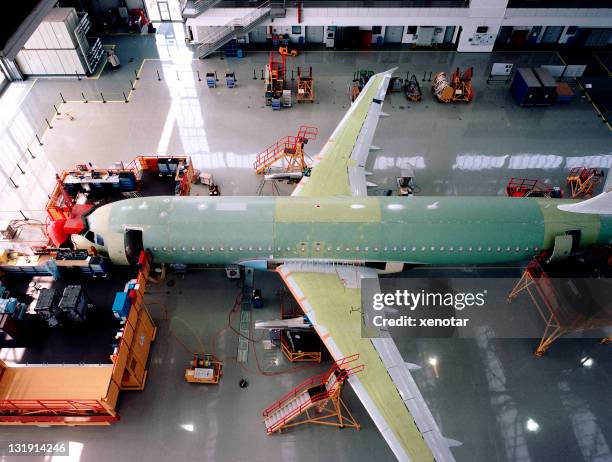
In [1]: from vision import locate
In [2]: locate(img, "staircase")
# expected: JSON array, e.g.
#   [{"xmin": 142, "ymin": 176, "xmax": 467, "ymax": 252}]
[
  {"xmin": 182, "ymin": 0, "xmax": 224, "ymax": 18},
  {"xmin": 262, "ymin": 354, "xmax": 363, "ymax": 434},
  {"xmin": 254, "ymin": 125, "xmax": 318, "ymax": 174},
  {"xmin": 196, "ymin": 2, "xmax": 272, "ymax": 59}
]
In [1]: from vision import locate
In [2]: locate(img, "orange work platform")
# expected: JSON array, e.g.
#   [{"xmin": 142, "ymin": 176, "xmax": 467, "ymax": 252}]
[
  {"xmin": 254, "ymin": 126, "xmax": 318, "ymax": 174},
  {"xmin": 0, "ymin": 251, "xmax": 156, "ymax": 425},
  {"xmin": 566, "ymin": 167, "xmax": 604, "ymax": 198},
  {"xmin": 506, "ymin": 178, "xmax": 562, "ymax": 198},
  {"xmin": 508, "ymin": 257, "xmax": 612, "ymax": 356}
]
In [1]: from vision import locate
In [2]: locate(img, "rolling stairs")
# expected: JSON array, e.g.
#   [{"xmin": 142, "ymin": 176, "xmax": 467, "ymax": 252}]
[
  {"xmin": 196, "ymin": 1, "xmax": 273, "ymax": 59},
  {"xmin": 253, "ymin": 125, "xmax": 318, "ymax": 174},
  {"xmin": 263, "ymin": 355, "xmax": 363, "ymax": 434}
]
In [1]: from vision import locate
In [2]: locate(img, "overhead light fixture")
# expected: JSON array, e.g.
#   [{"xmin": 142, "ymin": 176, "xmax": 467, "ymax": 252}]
[
  {"xmin": 526, "ymin": 418, "xmax": 539, "ymax": 432},
  {"xmin": 427, "ymin": 356, "xmax": 438, "ymax": 367},
  {"xmin": 581, "ymin": 356, "xmax": 594, "ymax": 368},
  {"xmin": 181, "ymin": 423, "xmax": 195, "ymax": 432},
  {"xmin": 351, "ymin": 204, "xmax": 366, "ymax": 209}
]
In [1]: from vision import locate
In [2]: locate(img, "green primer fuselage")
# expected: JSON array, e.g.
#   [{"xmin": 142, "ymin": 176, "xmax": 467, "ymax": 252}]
[{"xmin": 87, "ymin": 195, "xmax": 612, "ymax": 266}]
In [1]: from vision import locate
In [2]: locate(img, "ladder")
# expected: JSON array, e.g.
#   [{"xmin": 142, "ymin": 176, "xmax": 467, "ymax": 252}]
[
  {"xmin": 253, "ymin": 126, "xmax": 318, "ymax": 174},
  {"xmin": 262, "ymin": 354, "xmax": 363, "ymax": 434}
]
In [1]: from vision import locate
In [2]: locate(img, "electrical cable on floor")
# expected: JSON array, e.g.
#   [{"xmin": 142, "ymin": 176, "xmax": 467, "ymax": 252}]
[{"xmin": 147, "ymin": 285, "xmax": 321, "ymax": 378}]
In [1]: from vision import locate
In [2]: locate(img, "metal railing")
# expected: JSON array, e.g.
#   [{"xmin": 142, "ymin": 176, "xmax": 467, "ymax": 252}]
[
  {"xmin": 183, "ymin": 0, "xmax": 224, "ymax": 17},
  {"xmin": 216, "ymin": 0, "xmax": 469, "ymax": 7},
  {"xmin": 197, "ymin": 1, "xmax": 271, "ymax": 57}
]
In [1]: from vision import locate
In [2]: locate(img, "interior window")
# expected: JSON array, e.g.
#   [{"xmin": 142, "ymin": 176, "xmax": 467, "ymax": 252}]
[{"xmin": 84, "ymin": 231, "xmax": 95, "ymax": 242}]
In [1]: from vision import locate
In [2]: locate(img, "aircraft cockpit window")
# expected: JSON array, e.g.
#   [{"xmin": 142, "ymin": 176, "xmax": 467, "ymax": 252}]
[
  {"xmin": 84, "ymin": 231, "xmax": 95, "ymax": 242},
  {"xmin": 96, "ymin": 234, "xmax": 105, "ymax": 246}
]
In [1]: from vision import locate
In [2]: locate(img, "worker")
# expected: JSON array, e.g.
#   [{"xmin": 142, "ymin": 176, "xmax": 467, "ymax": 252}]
[{"xmin": 107, "ymin": 49, "xmax": 120, "ymax": 70}]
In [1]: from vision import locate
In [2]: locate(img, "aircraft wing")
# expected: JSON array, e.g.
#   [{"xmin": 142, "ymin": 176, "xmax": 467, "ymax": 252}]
[
  {"xmin": 292, "ymin": 69, "xmax": 394, "ymax": 197},
  {"xmin": 283, "ymin": 68, "xmax": 458, "ymax": 461},
  {"xmin": 277, "ymin": 263, "xmax": 457, "ymax": 462}
]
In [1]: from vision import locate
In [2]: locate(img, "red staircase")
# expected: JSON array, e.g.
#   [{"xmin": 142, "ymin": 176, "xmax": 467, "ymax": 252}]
[
  {"xmin": 262, "ymin": 354, "xmax": 363, "ymax": 434},
  {"xmin": 253, "ymin": 125, "xmax": 318, "ymax": 174}
]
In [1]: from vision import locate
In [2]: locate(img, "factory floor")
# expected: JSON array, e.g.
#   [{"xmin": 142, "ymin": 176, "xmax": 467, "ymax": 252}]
[{"xmin": 0, "ymin": 23, "xmax": 611, "ymax": 462}]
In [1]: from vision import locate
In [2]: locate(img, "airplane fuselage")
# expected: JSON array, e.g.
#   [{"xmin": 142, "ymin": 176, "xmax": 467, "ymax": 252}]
[{"xmin": 78, "ymin": 195, "xmax": 612, "ymax": 268}]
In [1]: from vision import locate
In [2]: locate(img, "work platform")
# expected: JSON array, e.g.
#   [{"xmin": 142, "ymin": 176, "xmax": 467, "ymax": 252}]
[{"xmin": 0, "ymin": 251, "xmax": 156, "ymax": 425}]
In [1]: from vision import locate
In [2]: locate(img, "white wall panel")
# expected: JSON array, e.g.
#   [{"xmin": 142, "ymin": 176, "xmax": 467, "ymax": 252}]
[{"xmin": 15, "ymin": 51, "xmax": 32, "ymax": 75}]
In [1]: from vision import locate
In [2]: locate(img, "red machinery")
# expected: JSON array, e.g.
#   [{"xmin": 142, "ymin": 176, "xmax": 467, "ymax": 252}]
[
  {"xmin": 506, "ymin": 178, "xmax": 563, "ymax": 198},
  {"xmin": 450, "ymin": 67, "xmax": 474, "ymax": 102},
  {"xmin": 265, "ymin": 52, "xmax": 287, "ymax": 105}
]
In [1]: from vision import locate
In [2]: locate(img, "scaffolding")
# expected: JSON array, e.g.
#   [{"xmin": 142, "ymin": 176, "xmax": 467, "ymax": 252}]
[
  {"xmin": 296, "ymin": 67, "xmax": 314, "ymax": 103},
  {"xmin": 265, "ymin": 52, "xmax": 286, "ymax": 106},
  {"xmin": 253, "ymin": 126, "xmax": 318, "ymax": 174},
  {"xmin": 507, "ymin": 257, "xmax": 612, "ymax": 356},
  {"xmin": 262, "ymin": 355, "xmax": 363, "ymax": 434},
  {"xmin": 566, "ymin": 167, "xmax": 604, "ymax": 198}
]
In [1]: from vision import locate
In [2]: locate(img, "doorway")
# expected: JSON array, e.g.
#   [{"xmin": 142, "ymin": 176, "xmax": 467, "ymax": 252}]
[
  {"xmin": 125, "ymin": 229, "xmax": 144, "ymax": 266},
  {"xmin": 384, "ymin": 26, "xmax": 404, "ymax": 44},
  {"xmin": 157, "ymin": 1, "xmax": 171, "ymax": 21}
]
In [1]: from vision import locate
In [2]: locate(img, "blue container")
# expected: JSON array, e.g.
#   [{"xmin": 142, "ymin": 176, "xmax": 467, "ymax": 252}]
[
  {"xmin": 112, "ymin": 292, "xmax": 131, "ymax": 319},
  {"xmin": 236, "ymin": 49, "xmax": 243, "ymax": 58},
  {"xmin": 510, "ymin": 68, "xmax": 541, "ymax": 107}
]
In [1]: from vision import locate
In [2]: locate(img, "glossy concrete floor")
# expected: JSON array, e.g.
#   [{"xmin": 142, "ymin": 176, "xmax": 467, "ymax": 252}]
[{"xmin": 0, "ymin": 23, "xmax": 611, "ymax": 462}]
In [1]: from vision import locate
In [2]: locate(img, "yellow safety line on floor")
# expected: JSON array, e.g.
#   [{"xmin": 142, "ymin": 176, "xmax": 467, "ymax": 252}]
[
  {"xmin": 592, "ymin": 51, "xmax": 612, "ymax": 77},
  {"xmin": 555, "ymin": 51, "xmax": 611, "ymax": 132}
]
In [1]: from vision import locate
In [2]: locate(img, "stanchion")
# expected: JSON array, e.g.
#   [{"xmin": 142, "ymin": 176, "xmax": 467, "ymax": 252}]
[
  {"xmin": 28, "ymin": 148, "xmax": 36, "ymax": 159},
  {"xmin": 45, "ymin": 118, "xmax": 53, "ymax": 129},
  {"xmin": 261, "ymin": 69, "xmax": 264, "ymax": 80},
  {"xmin": 422, "ymin": 71, "xmax": 426, "ymax": 82},
  {"xmin": 176, "ymin": 70, "xmax": 181, "ymax": 81},
  {"xmin": 9, "ymin": 177, "xmax": 18, "ymax": 188},
  {"xmin": 123, "ymin": 91, "xmax": 129, "ymax": 103},
  {"xmin": 130, "ymin": 79, "xmax": 135, "ymax": 90},
  {"xmin": 428, "ymin": 72, "xmax": 432, "ymax": 82},
  {"xmin": 82, "ymin": 92, "xmax": 88, "ymax": 103},
  {"xmin": 134, "ymin": 69, "xmax": 140, "ymax": 81},
  {"xmin": 291, "ymin": 69, "xmax": 294, "ymax": 81},
  {"xmin": 53, "ymin": 104, "xmax": 60, "ymax": 115},
  {"xmin": 101, "ymin": 92, "xmax": 106, "ymax": 103},
  {"xmin": 16, "ymin": 163, "xmax": 25, "ymax": 174},
  {"xmin": 157, "ymin": 69, "xmax": 162, "ymax": 81},
  {"xmin": 215, "ymin": 71, "xmax": 219, "ymax": 82},
  {"xmin": 75, "ymin": 70, "xmax": 81, "ymax": 81},
  {"xmin": 60, "ymin": 92, "xmax": 66, "ymax": 103},
  {"xmin": 197, "ymin": 70, "xmax": 201, "ymax": 82},
  {"xmin": 253, "ymin": 69, "xmax": 257, "ymax": 80},
  {"xmin": 36, "ymin": 134, "xmax": 43, "ymax": 146}
]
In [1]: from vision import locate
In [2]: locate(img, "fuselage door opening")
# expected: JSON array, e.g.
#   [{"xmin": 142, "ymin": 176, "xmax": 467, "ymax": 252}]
[{"xmin": 125, "ymin": 228, "xmax": 144, "ymax": 265}]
